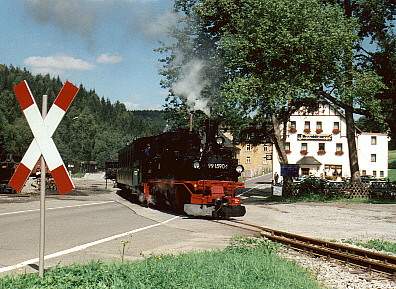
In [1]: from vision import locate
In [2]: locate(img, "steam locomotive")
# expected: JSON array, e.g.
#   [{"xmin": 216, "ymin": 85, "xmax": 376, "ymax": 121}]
[{"xmin": 116, "ymin": 121, "xmax": 246, "ymax": 218}]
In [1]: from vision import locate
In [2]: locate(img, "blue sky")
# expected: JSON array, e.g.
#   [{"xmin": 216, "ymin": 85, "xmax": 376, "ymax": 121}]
[{"xmin": 0, "ymin": 0, "xmax": 173, "ymax": 110}]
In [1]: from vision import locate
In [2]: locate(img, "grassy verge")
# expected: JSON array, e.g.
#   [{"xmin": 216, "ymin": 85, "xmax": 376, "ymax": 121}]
[
  {"xmin": 388, "ymin": 169, "xmax": 396, "ymax": 182},
  {"xmin": 344, "ymin": 239, "xmax": 396, "ymax": 255},
  {"xmin": 0, "ymin": 237, "xmax": 323, "ymax": 289},
  {"xmin": 389, "ymin": 150, "xmax": 396, "ymax": 181}
]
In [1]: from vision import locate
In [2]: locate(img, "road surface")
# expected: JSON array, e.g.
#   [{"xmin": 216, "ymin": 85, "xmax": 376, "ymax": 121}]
[{"xmin": 0, "ymin": 177, "xmax": 252, "ymax": 275}]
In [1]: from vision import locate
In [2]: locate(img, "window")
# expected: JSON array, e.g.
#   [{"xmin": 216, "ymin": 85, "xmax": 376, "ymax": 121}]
[
  {"xmin": 334, "ymin": 122, "xmax": 340, "ymax": 130},
  {"xmin": 285, "ymin": 142, "xmax": 290, "ymax": 151},
  {"xmin": 362, "ymin": 170, "xmax": 366, "ymax": 176},
  {"xmin": 264, "ymin": 146, "xmax": 268, "ymax": 152},
  {"xmin": 319, "ymin": 143, "xmax": 325, "ymax": 151},
  {"xmin": 301, "ymin": 143, "xmax": 307, "ymax": 151},
  {"xmin": 371, "ymin": 154, "xmax": 376, "ymax": 162},
  {"xmin": 371, "ymin": 136, "xmax": 377, "ymax": 145},
  {"xmin": 246, "ymin": 156, "xmax": 251, "ymax": 164},
  {"xmin": 336, "ymin": 143, "xmax": 342, "ymax": 152},
  {"xmin": 373, "ymin": 170, "xmax": 377, "ymax": 177},
  {"xmin": 316, "ymin": 121, "xmax": 322, "ymax": 130},
  {"xmin": 380, "ymin": 171, "xmax": 384, "ymax": 177},
  {"xmin": 304, "ymin": 121, "xmax": 310, "ymax": 130},
  {"xmin": 246, "ymin": 144, "xmax": 251, "ymax": 151},
  {"xmin": 289, "ymin": 121, "xmax": 297, "ymax": 133}
]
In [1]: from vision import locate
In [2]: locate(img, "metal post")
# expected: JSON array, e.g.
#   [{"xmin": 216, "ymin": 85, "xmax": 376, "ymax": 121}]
[{"xmin": 39, "ymin": 95, "xmax": 48, "ymax": 277}]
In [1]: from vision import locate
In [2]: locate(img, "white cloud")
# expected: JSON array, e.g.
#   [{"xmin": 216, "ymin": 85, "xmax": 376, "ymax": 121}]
[
  {"xmin": 96, "ymin": 53, "xmax": 123, "ymax": 64},
  {"xmin": 24, "ymin": 55, "xmax": 94, "ymax": 75}
]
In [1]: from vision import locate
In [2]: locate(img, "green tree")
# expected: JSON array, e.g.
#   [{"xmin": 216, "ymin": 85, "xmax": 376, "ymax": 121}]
[{"xmin": 163, "ymin": 0, "xmax": 364, "ymax": 166}]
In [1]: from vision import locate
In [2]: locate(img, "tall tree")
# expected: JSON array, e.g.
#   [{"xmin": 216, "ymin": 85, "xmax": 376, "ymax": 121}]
[{"xmin": 162, "ymin": 0, "xmax": 364, "ymax": 166}]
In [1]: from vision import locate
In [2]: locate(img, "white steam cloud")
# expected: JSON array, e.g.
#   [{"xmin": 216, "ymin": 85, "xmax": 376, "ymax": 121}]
[{"xmin": 172, "ymin": 59, "xmax": 210, "ymax": 116}]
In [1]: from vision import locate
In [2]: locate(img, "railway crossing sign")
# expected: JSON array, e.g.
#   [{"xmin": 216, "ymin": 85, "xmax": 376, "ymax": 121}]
[{"xmin": 9, "ymin": 80, "xmax": 79, "ymax": 194}]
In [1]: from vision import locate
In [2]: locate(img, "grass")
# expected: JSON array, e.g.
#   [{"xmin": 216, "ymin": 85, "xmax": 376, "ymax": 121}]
[
  {"xmin": 389, "ymin": 150, "xmax": 396, "ymax": 162},
  {"xmin": 0, "ymin": 237, "xmax": 323, "ymax": 289},
  {"xmin": 344, "ymin": 239, "xmax": 396, "ymax": 255},
  {"xmin": 389, "ymin": 150, "xmax": 396, "ymax": 181},
  {"xmin": 388, "ymin": 169, "xmax": 396, "ymax": 182}
]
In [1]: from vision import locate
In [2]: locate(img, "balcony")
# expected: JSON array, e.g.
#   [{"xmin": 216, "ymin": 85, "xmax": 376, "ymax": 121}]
[
  {"xmin": 285, "ymin": 150, "xmax": 291, "ymax": 154},
  {"xmin": 303, "ymin": 128, "xmax": 311, "ymax": 134},
  {"xmin": 317, "ymin": 150, "xmax": 326, "ymax": 155},
  {"xmin": 300, "ymin": 150, "xmax": 308, "ymax": 155},
  {"xmin": 332, "ymin": 128, "xmax": 340, "ymax": 134},
  {"xmin": 316, "ymin": 128, "xmax": 323, "ymax": 134},
  {"xmin": 335, "ymin": 151, "xmax": 344, "ymax": 156},
  {"xmin": 288, "ymin": 127, "xmax": 297, "ymax": 134}
]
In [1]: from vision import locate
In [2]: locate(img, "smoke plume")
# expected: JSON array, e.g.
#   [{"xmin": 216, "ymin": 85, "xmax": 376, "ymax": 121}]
[
  {"xmin": 172, "ymin": 59, "xmax": 210, "ymax": 116},
  {"xmin": 24, "ymin": 0, "xmax": 177, "ymax": 45}
]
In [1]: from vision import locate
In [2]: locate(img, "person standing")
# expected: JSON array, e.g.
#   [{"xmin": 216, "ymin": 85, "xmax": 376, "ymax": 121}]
[{"xmin": 274, "ymin": 172, "xmax": 279, "ymax": 184}]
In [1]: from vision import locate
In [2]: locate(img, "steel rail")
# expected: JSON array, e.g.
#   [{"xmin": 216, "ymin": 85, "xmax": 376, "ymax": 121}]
[{"xmin": 222, "ymin": 220, "xmax": 396, "ymax": 276}]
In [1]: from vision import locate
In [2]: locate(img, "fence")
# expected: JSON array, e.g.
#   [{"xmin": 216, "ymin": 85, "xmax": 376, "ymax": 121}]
[{"xmin": 282, "ymin": 178, "xmax": 396, "ymax": 200}]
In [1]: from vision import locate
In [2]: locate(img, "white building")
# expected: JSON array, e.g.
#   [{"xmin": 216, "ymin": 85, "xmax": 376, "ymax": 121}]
[{"xmin": 273, "ymin": 103, "xmax": 389, "ymax": 181}]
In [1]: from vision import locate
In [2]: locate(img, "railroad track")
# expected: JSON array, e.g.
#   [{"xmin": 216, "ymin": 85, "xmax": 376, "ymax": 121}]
[{"xmin": 219, "ymin": 219, "xmax": 396, "ymax": 276}]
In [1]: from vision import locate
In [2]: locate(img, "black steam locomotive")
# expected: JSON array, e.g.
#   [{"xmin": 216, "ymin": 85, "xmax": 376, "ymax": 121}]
[{"xmin": 116, "ymin": 121, "xmax": 246, "ymax": 218}]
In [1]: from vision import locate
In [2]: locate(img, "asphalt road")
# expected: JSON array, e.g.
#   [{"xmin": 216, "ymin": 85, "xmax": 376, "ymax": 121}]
[
  {"xmin": 236, "ymin": 173, "xmax": 273, "ymax": 199},
  {"xmin": 0, "ymin": 178, "xmax": 253, "ymax": 275}
]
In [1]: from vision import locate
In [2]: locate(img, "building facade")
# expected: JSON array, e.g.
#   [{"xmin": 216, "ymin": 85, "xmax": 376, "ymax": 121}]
[
  {"xmin": 237, "ymin": 143, "xmax": 273, "ymax": 178},
  {"xmin": 223, "ymin": 131, "xmax": 272, "ymax": 178},
  {"xmin": 273, "ymin": 103, "xmax": 389, "ymax": 181}
]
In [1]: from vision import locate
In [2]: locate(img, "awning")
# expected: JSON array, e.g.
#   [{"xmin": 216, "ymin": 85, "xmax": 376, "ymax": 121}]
[{"xmin": 296, "ymin": 156, "xmax": 322, "ymax": 166}]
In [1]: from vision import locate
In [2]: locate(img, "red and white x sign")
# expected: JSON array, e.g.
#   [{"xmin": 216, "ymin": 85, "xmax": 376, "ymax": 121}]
[{"xmin": 9, "ymin": 80, "xmax": 79, "ymax": 194}]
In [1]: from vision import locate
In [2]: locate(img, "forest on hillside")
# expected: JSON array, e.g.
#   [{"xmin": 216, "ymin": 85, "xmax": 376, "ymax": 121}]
[{"xmin": 0, "ymin": 65, "xmax": 167, "ymax": 167}]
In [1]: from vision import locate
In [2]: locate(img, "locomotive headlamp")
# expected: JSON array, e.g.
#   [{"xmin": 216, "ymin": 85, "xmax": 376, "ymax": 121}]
[
  {"xmin": 216, "ymin": 136, "xmax": 225, "ymax": 145},
  {"xmin": 193, "ymin": 161, "xmax": 200, "ymax": 169},
  {"xmin": 236, "ymin": 165, "xmax": 244, "ymax": 173}
]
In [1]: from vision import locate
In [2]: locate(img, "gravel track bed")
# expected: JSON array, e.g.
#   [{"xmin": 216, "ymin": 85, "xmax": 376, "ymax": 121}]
[{"xmin": 279, "ymin": 247, "xmax": 396, "ymax": 289}]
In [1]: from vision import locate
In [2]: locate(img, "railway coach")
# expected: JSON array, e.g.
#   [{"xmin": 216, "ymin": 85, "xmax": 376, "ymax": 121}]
[{"xmin": 116, "ymin": 121, "xmax": 246, "ymax": 218}]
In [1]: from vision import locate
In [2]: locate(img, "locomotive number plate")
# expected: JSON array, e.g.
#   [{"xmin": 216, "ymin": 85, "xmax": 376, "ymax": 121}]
[{"xmin": 208, "ymin": 163, "xmax": 228, "ymax": 169}]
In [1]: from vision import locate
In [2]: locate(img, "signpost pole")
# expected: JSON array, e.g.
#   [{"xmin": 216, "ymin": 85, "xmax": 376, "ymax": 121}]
[{"xmin": 39, "ymin": 94, "xmax": 48, "ymax": 278}]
